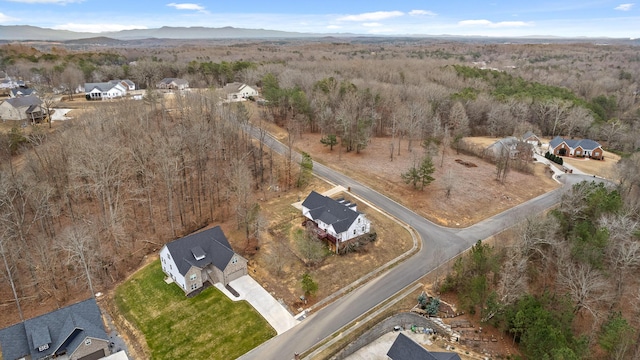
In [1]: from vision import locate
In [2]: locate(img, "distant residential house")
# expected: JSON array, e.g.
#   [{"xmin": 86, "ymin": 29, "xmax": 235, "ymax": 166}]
[
  {"xmin": 10, "ymin": 87, "xmax": 36, "ymax": 98},
  {"xmin": 0, "ymin": 78, "xmax": 17, "ymax": 89},
  {"xmin": 222, "ymin": 82, "xmax": 258, "ymax": 101},
  {"xmin": 549, "ymin": 136, "xmax": 604, "ymax": 160},
  {"xmin": 485, "ymin": 136, "xmax": 532, "ymax": 160},
  {"xmin": 301, "ymin": 191, "xmax": 371, "ymax": 253},
  {"xmin": 522, "ymin": 131, "xmax": 541, "ymax": 146},
  {"xmin": 0, "ymin": 95, "xmax": 46, "ymax": 123},
  {"xmin": 84, "ymin": 82, "xmax": 127, "ymax": 100},
  {"xmin": 0, "ymin": 298, "xmax": 111, "ymax": 360},
  {"xmin": 387, "ymin": 333, "xmax": 461, "ymax": 360},
  {"xmin": 160, "ymin": 226, "xmax": 248, "ymax": 296},
  {"xmin": 114, "ymin": 79, "xmax": 136, "ymax": 91},
  {"xmin": 157, "ymin": 78, "xmax": 189, "ymax": 90}
]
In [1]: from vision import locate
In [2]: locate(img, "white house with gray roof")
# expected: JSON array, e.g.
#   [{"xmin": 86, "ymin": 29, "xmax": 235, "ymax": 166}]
[
  {"xmin": 222, "ymin": 82, "xmax": 258, "ymax": 101},
  {"xmin": 84, "ymin": 80, "xmax": 134, "ymax": 100},
  {"xmin": 301, "ymin": 191, "xmax": 371, "ymax": 253},
  {"xmin": 160, "ymin": 226, "xmax": 247, "ymax": 296},
  {"xmin": 0, "ymin": 298, "xmax": 110, "ymax": 360},
  {"xmin": 0, "ymin": 95, "xmax": 45, "ymax": 123}
]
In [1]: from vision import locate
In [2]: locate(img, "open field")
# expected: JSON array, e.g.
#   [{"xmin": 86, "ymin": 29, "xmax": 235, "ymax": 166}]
[
  {"xmin": 292, "ymin": 133, "xmax": 559, "ymax": 228},
  {"xmin": 114, "ymin": 260, "xmax": 275, "ymax": 360}
]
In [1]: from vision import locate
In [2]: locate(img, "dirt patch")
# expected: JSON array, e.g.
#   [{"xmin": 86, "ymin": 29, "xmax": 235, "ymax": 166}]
[{"xmin": 292, "ymin": 133, "xmax": 559, "ymax": 228}]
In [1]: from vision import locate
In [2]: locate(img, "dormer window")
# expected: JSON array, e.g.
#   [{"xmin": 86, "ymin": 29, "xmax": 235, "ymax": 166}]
[
  {"xmin": 191, "ymin": 246, "xmax": 206, "ymax": 261},
  {"xmin": 38, "ymin": 344, "xmax": 49, "ymax": 352}
]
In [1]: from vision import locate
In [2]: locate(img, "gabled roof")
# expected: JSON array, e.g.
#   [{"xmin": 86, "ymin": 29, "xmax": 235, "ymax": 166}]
[
  {"xmin": 0, "ymin": 298, "xmax": 108, "ymax": 360},
  {"xmin": 223, "ymin": 82, "xmax": 255, "ymax": 94},
  {"xmin": 302, "ymin": 191, "xmax": 361, "ymax": 233},
  {"xmin": 522, "ymin": 131, "xmax": 539, "ymax": 140},
  {"xmin": 10, "ymin": 88, "xmax": 35, "ymax": 97},
  {"xmin": 549, "ymin": 136, "xmax": 602, "ymax": 151},
  {"xmin": 159, "ymin": 78, "xmax": 188, "ymax": 85},
  {"xmin": 4, "ymin": 95, "xmax": 42, "ymax": 108},
  {"xmin": 85, "ymin": 82, "xmax": 119, "ymax": 93},
  {"xmin": 164, "ymin": 226, "xmax": 236, "ymax": 276},
  {"xmin": 387, "ymin": 333, "xmax": 461, "ymax": 360}
]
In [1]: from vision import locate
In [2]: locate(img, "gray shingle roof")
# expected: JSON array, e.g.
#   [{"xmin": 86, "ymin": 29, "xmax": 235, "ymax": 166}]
[
  {"xmin": 10, "ymin": 88, "xmax": 35, "ymax": 97},
  {"xmin": 302, "ymin": 191, "xmax": 360, "ymax": 233},
  {"xmin": 159, "ymin": 78, "xmax": 188, "ymax": 85},
  {"xmin": 549, "ymin": 136, "xmax": 602, "ymax": 151},
  {"xmin": 522, "ymin": 131, "xmax": 539, "ymax": 141},
  {"xmin": 5, "ymin": 95, "xmax": 42, "ymax": 108},
  {"xmin": 387, "ymin": 333, "xmax": 461, "ymax": 360},
  {"xmin": 85, "ymin": 82, "xmax": 117, "ymax": 92},
  {"xmin": 0, "ymin": 298, "xmax": 108, "ymax": 360},
  {"xmin": 165, "ymin": 226, "xmax": 236, "ymax": 276}
]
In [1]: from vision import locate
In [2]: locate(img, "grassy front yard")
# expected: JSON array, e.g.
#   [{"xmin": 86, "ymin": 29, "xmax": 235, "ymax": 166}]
[{"xmin": 114, "ymin": 260, "xmax": 275, "ymax": 359}]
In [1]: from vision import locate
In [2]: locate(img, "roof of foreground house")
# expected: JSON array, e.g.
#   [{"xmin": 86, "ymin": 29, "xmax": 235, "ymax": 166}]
[
  {"xmin": 164, "ymin": 226, "xmax": 236, "ymax": 276},
  {"xmin": 387, "ymin": 333, "xmax": 461, "ymax": 360},
  {"xmin": 4, "ymin": 94, "xmax": 42, "ymax": 108},
  {"xmin": 549, "ymin": 136, "xmax": 602, "ymax": 151},
  {"xmin": 0, "ymin": 298, "xmax": 108, "ymax": 360},
  {"xmin": 301, "ymin": 191, "xmax": 361, "ymax": 234}
]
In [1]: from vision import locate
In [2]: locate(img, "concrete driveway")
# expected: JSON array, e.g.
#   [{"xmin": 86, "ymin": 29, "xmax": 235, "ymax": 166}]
[{"xmin": 215, "ymin": 275, "xmax": 299, "ymax": 335}]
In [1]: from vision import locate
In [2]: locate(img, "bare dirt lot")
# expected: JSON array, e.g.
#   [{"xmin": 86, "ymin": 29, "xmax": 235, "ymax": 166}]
[{"xmin": 291, "ymin": 133, "xmax": 559, "ymax": 228}]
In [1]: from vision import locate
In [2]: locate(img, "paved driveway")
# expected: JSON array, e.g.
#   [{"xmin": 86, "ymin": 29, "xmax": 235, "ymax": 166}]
[{"xmin": 215, "ymin": 275, "xmax": 299, "ymax": 335}]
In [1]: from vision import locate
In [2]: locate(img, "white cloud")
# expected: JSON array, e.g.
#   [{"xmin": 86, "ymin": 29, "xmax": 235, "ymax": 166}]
[
  {"xmin": 409, "ymin": 10, "xmax": 436, "ymax": 16},
  {"xmin": 337, "ymin": 11, "xmax": 404, "ymax": 22},
  {"xmin": 53, "ymin": 23, "xmax": 148, "ymax": 33},
  {"xmin": 458, "ymin": 19, "xmax": 532, "ymax": 28},
  {"xmin": 0, "ymin": 12, "xmax": 18, "ymax": 23},
  {"xmin": 362, "ymin": 22, "xmax": 383, "ymax": 27},
  {"xmin": 6, "ymin": 0, "xmax": 83, "ymax": 3},
  {"xmin": 614, "ymin": 3, "xmax": 634, "ymax": 11},
  {"xmin": 326, "ymin": 25, "xmax": 342, "ymax": 29},
  {"xmin": 167, "ymin": 3, "xmax": 205, "ymax": 11}
]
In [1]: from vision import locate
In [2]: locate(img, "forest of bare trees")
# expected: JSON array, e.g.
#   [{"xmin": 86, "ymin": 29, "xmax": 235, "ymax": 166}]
[{"xmin": 1, "ymin": 39, "xmax": 640, "ymax": 357}]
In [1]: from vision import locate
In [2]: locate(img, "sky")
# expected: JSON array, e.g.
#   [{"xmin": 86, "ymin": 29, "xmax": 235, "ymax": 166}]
[{"xmin": 0, "ymin": 0, "xmax": 639, "ymax": 38}]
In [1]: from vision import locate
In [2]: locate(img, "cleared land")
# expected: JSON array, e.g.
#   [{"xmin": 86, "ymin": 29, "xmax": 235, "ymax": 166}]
[
  {"xmin": 114, "ymin": 260, "xmax": 275, "ymax": 360},
  {"xmin": 290, "ymin": 133, "xmax": 559, "ymax": 227}
]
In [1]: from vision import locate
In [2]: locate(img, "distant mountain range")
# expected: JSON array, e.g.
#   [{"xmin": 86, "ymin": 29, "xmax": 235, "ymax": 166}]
[
  {"xmin": 0, "ymin": 25, "xmax": 638, "ymax": 45},
  {"xmin": 0, "ymin": 25, "xmax": 331, "ymax": 41}
]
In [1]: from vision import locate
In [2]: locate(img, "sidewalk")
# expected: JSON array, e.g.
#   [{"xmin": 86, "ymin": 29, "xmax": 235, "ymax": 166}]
[{"xmin": 215, "ymin": 275, "xmax": 300, "ymax": 335}]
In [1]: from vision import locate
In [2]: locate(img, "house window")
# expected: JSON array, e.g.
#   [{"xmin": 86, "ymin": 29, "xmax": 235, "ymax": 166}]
[
  {"xmin": 190, "ymin": 274, "xmax": 197, "ymax": 281},
  {"xmin": 191, "ymin": 283, "xmax": 198, "ymax": 290},
  {"xmin": 358, "ymin": 218, "xmax": 360, "ymax": 223},
  {"xmin": 38, "ymin": 344, "xmax": 49, "ymax": 352},
  {"xmin": 232, "ymin": 256, "xmax": 238, "ymax": 264},
  {"xmin": 169, "ymin": 265, "xmax": 172, "ymax": 270},
  {"xmin": 85, "ymin": 338, "xmax": 91, "ymax": 346},
  {"xmin": 362, "ymin": 226, "xmax": 365, "ymax": 232},
  {"xmin": 167, "ymin": 253, "xmax": 171, "ymax": 260},
  {"xmin": 353, "ymin": 229, "xmax": 356, "ymax": 235}
]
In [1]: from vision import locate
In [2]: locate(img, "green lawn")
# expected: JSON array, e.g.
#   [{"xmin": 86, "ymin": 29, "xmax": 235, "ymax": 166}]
[{"xmin": 114, "ymin": 260, "xmax": 275, "ymax": 359}]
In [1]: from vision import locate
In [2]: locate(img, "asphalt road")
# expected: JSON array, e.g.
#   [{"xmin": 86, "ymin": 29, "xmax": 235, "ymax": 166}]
[{"xmin": 239, "ymin": 128, "xmax": 594, "ymax": 360}]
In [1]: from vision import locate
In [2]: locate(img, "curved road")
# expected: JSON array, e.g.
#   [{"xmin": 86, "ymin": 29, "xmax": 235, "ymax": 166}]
[{"xmin": 240, "ymin": 129, "xmax": 596, "ymax": 360}]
